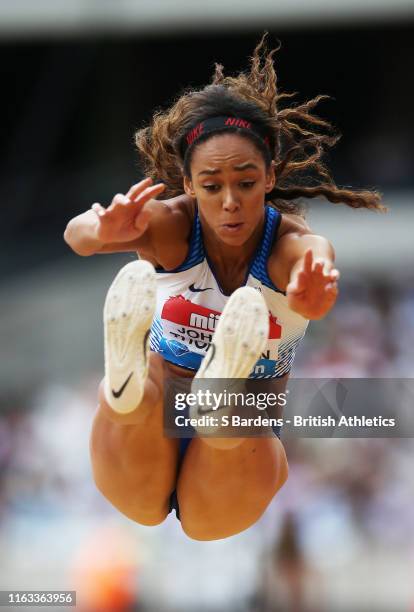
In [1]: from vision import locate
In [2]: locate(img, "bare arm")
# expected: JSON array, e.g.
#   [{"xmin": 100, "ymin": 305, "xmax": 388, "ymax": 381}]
[
  {"xmin": 63, "ymin": 178, "xmax": 165, "ymax": 256},
  {"xmin": 269, "ymin": 218, "xmax": 339, "ymax": 320},
  {"xmin": 64, "ymin": 178, "xmax": 193, "ymax": 269},
  {"xmin": 63, "ymin": 208, "xmax": 139, "ymax": 256}
]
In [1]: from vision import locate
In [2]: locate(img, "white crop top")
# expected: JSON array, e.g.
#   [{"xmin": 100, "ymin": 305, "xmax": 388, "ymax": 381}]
[{"xmin": 150, "ymin": 205, "xmax": 309, "ymax": 379}]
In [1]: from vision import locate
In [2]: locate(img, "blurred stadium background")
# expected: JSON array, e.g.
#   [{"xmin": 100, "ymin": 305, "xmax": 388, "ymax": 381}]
[{"xmin": 1, "ymin": 1, "xmax": 414, "ymax": 610}]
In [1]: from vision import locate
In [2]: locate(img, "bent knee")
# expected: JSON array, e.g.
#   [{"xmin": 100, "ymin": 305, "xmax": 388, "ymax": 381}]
[
  {"xmin": 179, "ymin": 509, "xmax": 258, "ymax": 541},
  {"xmin": 94, "ymin": 477, "xmax": 171, "ymax": 526},
  {"xmin": 180, "ymin": 518, "xmax": 228, "ymax": 541},
  {"xmin": 124, "ymin": 507, "xmax": 169, "ymax": 527},
  {"xmin": 178, "ymin": 469, "xmax": 289, "ymax": 541},
  {"xmin": 91, "ymin": 467, "xmax": 174, "ymax": 523},
  {"xmin": 178, "ymin": 495, "xmax": 271, "ymax": 541}
]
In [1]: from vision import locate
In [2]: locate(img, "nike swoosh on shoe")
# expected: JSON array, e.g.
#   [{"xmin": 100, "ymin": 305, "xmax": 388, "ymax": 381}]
[
  {"xmin": 111, "ymin": 328, "xmax": 150, "ymax": 399},
  {"xmin": 112, "ymin": 372, "xmax": 133, "ymax": 398}
]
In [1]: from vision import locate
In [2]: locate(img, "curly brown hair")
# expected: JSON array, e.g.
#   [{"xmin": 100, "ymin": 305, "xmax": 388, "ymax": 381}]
[{"xmin": 135, "ymin": 34, "xmax": 385, "ymax": 215}]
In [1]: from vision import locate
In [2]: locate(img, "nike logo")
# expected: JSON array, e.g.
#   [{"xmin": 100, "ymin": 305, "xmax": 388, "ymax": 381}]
[
  {"xmin": 111, "ymin": 330, "xmax": 150, "ymax": 398},
  {"xmin": 112, "ymin": 372, "xmax": 133, "ymax": 398},
  {"xmin": 189, "ymin": 283, "xmax": 213, "ymax": 292}
]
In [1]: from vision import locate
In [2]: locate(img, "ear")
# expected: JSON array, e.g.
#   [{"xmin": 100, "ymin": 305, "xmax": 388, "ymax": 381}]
[
  {"xmin": 183, "ymin": 175, "xmax": 195, "ymax": 198},
  {"xmin": 265, "ymin": 162, "xmax": 276, "ymax": 193}
]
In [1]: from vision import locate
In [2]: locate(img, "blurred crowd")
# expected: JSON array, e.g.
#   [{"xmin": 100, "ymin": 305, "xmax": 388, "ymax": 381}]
[{"xmin": 0, "ymin": 276, "xmax": 414, "ymax": 611}]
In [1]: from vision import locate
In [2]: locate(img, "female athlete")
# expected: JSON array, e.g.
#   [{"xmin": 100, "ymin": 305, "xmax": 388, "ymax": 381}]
[{"xmin": 64, "ymin": 37, "xmax": 383, "ymax": 540}]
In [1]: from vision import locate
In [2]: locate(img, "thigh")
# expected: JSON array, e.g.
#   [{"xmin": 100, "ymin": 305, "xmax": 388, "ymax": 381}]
[
  {"xmin": 176, "ymin": 435, "xmax": 288, "ymax": 540},
  {"xmin": 90, "ymin": 353, "xmax": 180, "ymax": 525}
]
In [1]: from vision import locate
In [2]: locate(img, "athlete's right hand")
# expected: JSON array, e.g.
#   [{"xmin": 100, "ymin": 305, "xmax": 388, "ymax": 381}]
[{"xmin": 91, "ymin": 178, "xmax": 165, "ymax": 244}]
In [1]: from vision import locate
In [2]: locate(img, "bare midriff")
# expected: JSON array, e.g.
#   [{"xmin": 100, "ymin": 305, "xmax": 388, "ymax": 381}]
[{"xmin": 164, "ymin": 360, "xmax": 196, "ymax": 379}]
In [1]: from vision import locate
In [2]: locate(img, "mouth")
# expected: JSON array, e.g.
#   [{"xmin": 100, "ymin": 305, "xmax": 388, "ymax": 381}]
[{"xmin": 220, "ymin": 222, "xmax": 244, "ymax": 233}]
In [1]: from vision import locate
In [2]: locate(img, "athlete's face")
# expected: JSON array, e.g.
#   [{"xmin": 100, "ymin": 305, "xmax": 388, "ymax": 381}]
[{"xmin": 184, "ymin": 134, "xmax": 275, "ymax": 246}]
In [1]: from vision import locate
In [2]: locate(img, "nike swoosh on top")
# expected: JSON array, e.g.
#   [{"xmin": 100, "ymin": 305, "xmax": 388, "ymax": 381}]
[
  {"xmin": 189, "ymin": 283, "xmax": 213, "ymax": 292},
  {"xmin": 112, "ymin": 371, "xmax": 133, "ymax": 398}
]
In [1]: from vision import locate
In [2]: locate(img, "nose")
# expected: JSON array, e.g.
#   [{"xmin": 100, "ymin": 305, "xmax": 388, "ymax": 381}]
[{"xmin": 222, "ymin": 188, "xmax": 240, "ymax": 213}]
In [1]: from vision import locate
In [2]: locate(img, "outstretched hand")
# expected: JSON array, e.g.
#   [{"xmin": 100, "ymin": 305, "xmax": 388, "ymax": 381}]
[
  {"xmin": 286, "ymin": 249, "xmax": 339, "ymax": 319},
  {"xmin": 91, "ymin": 177, "xmax": 165, "ymax": 244}
]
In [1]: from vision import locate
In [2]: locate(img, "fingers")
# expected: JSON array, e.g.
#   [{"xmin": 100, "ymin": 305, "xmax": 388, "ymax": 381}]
[
  {"xmin": 287, "ymin": 270, "xmax": 306, "ymax": 295},
  {"xmin": 288, "ymin": 259, "xmax": 339, "ymax": 303},
  {"xmin": 112, "ymin": 193, "xmax": 130, "ymax": 206},
  {"xmin": 126, "ymin": 177, "xmax": 152, "ymax": 199},
  {"xmin": 95, "ymin": 193, "xmax": 129, "ymax": 217},
  {"xmin": 303, "ymin": 249, "xmax": 313, "ymax": 274},
  {"xmin": 309, "ymin": 257, "xmax": 332, "ymax": 276},
  {"xmin": 324, "ymin": 283, "xmax": 339, "ymax": 305},
  {"xmin": 313, "ymin": 261, "xmax": 324, "ymax": 275},
  {"xmin": 305, "ymin": 254, "xmax": 340, "ymax": 283},
  {"xmin": 329, "ymin": 268, "xmax": 340, "ymax": 281},
  {"xmin": 288, "ymin": 250, "xmax": 313, "ymax": 292},
  {"xmin": 317, "ymin": 264, "xmax": 340, "ymax": 280},
  {"xmin": 91, "ymin": 203, "xmax": 106, "ymax": 217},
  {"xmin": 93, "ymin": 178, "xmax": 165, "ymax": 216},
  {"xmin": 132, "ymin": 182, "xmax": 165, "ymax": 204},
  {"xmin": 112, "ymin": 182, "xmax": 165, "ymax": 209},
  {"xmin": 126, "ymin": 177, "xmax": 165, "ymax": 202},
  {"xmin": 317, "ymin": 266, "xmax": 340, "ymax": 286},
  {"xmin": 296, "ymin": 270, "xmax": 307, "ymax": 292}
]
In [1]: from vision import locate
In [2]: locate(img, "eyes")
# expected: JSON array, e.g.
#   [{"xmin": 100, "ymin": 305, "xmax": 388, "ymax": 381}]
[{"xmin": 202, "ymin": 181, "xmax": 256, "ymax": 192}]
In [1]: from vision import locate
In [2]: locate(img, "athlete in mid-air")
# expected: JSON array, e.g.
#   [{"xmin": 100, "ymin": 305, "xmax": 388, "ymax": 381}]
[{"xmin": 65, "ymin": 36, "xmax": 383, "ymax": 540}]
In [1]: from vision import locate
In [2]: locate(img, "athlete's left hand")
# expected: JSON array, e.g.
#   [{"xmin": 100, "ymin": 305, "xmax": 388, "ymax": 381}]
[{"xmin": 286, "ymin": 249, "xmax": 340, "ymax": 319}]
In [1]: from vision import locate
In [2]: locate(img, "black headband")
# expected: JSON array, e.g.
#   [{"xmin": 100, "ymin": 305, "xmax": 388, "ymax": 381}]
[{"xmin": 181, "ymin": 115, "xmax": 271, "ymax": 157}]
